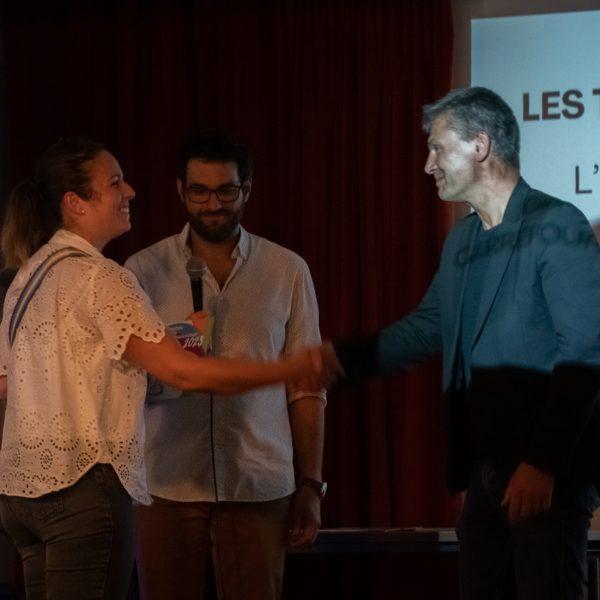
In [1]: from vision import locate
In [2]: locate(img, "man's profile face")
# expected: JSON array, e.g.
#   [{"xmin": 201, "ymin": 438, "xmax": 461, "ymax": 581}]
[
  {"xmin": 178, "ymin": 159, "xmax": 249, "ymax": 243},
  {"xmin": 424, "ymin": 115, "xmax": 477, "ymax": 202}
]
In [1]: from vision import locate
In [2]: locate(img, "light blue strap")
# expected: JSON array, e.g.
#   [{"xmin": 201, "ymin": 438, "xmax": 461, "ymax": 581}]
[{"xmin": 8, "ymin": 247, "xmax": 88, "ymax": 347}]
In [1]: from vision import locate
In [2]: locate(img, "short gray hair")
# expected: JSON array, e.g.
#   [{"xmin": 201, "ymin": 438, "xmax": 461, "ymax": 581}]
[{"xmin": 423, "ymin": 87, "xmax": 520, "ymax": 169}]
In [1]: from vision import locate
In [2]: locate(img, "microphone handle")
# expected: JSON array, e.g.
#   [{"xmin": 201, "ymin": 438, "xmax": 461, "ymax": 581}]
[{"xmin": 190, "ymin": 277, "xmax": 203, "ymax": 312}]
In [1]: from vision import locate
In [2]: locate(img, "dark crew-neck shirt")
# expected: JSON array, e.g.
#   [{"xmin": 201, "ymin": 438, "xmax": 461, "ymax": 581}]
[{"xmin": 460, "ymin": 220, "xmax": 506, "ymax": 386}]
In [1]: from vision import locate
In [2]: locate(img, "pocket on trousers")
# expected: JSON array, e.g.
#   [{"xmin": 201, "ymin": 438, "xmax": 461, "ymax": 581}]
[{"xmin": 14, "ymin": 493, "xmax": 65, "ymax": 524}]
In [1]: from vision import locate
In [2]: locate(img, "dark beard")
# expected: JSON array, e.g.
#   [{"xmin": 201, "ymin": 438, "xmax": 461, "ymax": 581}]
[{"xmin": 187, "ymin": 205, "xmax": 245, "ymax": 243}]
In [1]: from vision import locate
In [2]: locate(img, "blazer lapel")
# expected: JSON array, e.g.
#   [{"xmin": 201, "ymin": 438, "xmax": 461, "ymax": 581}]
[{"xmin": 471, "ymin": 178, "xmax": 529, "ymax": 348}]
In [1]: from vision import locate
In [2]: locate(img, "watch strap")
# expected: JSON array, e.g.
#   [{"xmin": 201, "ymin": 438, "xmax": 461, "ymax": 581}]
[{"xmin": 298, "ymin": 476, "xmax": 327, "ymax": 500}]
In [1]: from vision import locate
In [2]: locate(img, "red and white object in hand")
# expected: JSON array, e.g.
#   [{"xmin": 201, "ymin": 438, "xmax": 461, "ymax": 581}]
[{"xmin": 147, "ymin": 315, "xmax": 214, "ymax": 400}]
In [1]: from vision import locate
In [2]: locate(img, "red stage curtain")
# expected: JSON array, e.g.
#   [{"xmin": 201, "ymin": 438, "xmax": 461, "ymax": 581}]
[{"xmin": 1, "ymin": 0, "xmax": 458, "ymax": 527}]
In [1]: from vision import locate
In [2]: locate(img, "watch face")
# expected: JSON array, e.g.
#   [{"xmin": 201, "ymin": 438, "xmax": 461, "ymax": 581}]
[
  {"xmin": 320, "ymin": 481, "xmax": 328, "ymax": 499},
  {"xmin": 299, "ymin": 477, "xmax": 327, "ymax": 499}
]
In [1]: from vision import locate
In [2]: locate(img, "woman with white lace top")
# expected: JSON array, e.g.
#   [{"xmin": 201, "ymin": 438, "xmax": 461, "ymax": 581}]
[{"xmin": 0, "ymin": 138, "xmax": 325, "ymax": 600}]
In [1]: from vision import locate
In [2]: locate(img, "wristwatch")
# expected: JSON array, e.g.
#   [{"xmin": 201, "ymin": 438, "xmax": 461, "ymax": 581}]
[{"xmin": 298, "ymin": 476, "xmax": 328, "ymax": 500}]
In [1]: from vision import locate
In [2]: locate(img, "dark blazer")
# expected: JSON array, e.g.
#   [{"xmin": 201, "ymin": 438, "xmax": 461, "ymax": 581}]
[{"xmin": 340, "ymin": 178, "xmax": 600, "ymax": 492}]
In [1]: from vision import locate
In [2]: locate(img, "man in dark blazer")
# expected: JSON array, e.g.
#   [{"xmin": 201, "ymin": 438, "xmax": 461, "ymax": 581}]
[{"xmin": 330, "ymin": 87, "xmax": 600, "ymax": 600}]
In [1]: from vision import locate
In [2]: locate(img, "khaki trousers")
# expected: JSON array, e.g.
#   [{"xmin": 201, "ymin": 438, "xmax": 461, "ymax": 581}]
[{"xmin": 134, "ymin": 495, "xmax": 291, "ymax": 600}]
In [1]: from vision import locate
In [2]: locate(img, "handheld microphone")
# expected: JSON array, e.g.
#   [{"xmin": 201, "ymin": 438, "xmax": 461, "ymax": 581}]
[{"xmin": 186, "ymin": 256, "xmax": 207, "ymax": 312}]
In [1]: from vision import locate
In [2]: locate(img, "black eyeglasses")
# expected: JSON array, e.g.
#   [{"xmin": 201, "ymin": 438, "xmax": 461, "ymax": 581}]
[{"xmin": 183, "ymin": 183, "xmax": 245, "ymax": 204}]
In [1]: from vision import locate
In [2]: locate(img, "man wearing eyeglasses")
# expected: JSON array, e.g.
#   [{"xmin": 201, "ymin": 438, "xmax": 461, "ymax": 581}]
[{"xmin": 125, "ymin": 130, "xmax": 326, "ymax": 600}]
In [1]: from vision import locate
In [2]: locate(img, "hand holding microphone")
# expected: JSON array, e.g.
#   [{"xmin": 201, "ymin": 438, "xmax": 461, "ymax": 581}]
[{"xmin": 187, "ymin": 311, "xmax": 208, "ymax": 334}]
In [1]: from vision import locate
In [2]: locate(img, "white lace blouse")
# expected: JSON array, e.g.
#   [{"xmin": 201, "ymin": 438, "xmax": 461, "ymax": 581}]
[{"xmin": 0, "ymin": 229, "xmax": 165, "ymax": 504}]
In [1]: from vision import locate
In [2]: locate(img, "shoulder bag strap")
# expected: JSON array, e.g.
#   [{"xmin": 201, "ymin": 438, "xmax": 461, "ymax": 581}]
[{"xmin": 9, "ymin": 246, "xmax": 89, "ymax": 347}]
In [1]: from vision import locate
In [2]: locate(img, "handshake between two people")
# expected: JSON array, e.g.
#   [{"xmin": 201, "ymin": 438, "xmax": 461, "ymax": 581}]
[
  {"xmin": 187, "ymin": 311, "xmax": 345, "ymax": 393},
  {"xmin": 287, "ymin": 341, "xmax": 345, "ymax": 392}
]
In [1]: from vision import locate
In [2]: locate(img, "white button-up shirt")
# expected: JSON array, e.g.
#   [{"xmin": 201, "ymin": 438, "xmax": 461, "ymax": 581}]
[
  {"xmin": 126, "ymin": 225, "xmax": 325, "ymax": 502},
  {"xmin": 0, "ymin": 229, "xmax": 165, "ymax": 504}
]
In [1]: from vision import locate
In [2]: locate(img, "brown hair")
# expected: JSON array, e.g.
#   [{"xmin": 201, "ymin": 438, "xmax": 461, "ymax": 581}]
[{"xmin": 1, "ymin": 137, "xmax": 105, "ymax": 269}]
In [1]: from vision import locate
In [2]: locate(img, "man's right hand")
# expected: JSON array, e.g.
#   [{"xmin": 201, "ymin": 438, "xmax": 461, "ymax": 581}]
[{"xmin": 501, "ymin": 462, "xmax": 555, "ymax": 522}]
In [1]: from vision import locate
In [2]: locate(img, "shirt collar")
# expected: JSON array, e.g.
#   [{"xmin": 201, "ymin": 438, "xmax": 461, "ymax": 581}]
[
  {"xmin": 177, "ymin": 224, "xmax": 193, "ymax": 259},
  {"xmin": 235, "ymin": 226, "xmax": 250, "ymax": 260},
  {"xmin": 177, "ymin": 223, "xmax": 250, "ymax": 261},
  {"xmin": 49, "ymin": 229, "xmax": 105, "ymax": 258}
]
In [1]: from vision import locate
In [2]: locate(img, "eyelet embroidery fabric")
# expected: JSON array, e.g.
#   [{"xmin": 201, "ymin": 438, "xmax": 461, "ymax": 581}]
[{"xmin": 0, "ymin": 230, "xmax": 165, "ymax": 504}]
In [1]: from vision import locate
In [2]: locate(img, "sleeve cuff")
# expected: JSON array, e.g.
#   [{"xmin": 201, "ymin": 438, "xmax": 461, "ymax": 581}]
[{"xmin": 287, "ymin": 388, "xmax": 327, "ymax": 406}]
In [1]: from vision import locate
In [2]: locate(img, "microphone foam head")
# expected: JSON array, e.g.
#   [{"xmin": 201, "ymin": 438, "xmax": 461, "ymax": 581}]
[{"xmin": 186, "ymin": 256, "xmax": 207, "ymax": 280}]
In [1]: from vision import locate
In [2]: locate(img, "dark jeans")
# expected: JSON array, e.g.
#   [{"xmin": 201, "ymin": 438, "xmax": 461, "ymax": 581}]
[
  {"xmin": 457, "ymin": 460, "xmax": 600, "ymax": 600},
  {"xmin": 0, "ymin": 463, "xmax": 134, "ymax": 600}
]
